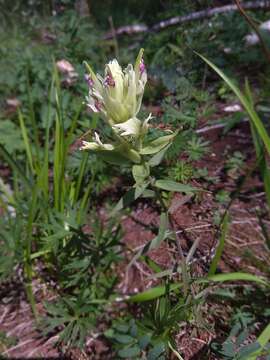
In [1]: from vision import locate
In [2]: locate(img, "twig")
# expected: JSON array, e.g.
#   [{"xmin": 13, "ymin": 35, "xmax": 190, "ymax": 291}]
[
  {"xmin": 104, "ymin": 1, "xmax": 270, "ymax": 38},
  {"xmin": 108, "ymin": 16, "xmax": 119, "ymax": 59},
  {"xmin": 195, "ymin": 119, "xmax": 248, "ymax": 134},
  {"xmin": 2, "ymin": 338, "xmax": 37, "ymax": 355},
  {"xmin": 27, "ymin": 335, "xmax": 59, "ymax": 357},
  {"xmin": 153, "ymin": 1, "xmax": 270, "ymax": 32}
]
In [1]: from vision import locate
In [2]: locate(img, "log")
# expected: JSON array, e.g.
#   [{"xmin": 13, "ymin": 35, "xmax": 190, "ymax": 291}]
[{"xmin": 104, "ymin": 1, "xmax": 270, "ymax": 39}]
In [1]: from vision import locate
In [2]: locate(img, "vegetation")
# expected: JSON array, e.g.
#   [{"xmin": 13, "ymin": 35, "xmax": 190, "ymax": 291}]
[{"xmin": 0, "ymin": 1, "xmax": 270, "ymax": 359}]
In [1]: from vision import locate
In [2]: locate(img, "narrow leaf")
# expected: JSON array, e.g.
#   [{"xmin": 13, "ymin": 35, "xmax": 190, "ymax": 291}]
[
  {"xmin": 208, "ymin": 213, "xmax": 229, "ymax": 275},
  {"xmin": 155, "ymin": 179, "xmax": 198, "ymax": 193},
  {"xmin": 128, "ymin": 283, "xmax": 182, "ymax": 302},
  {"xmin": 197, "ymin": 53, "xmax": 270, "ymax": 156},
  {"xmin": 111, "ymin": 182, "xmax": 149, "ymax": 215},
  {"xmin": 140, "ymin": 133, "xmax": 177, "ymax": 155},
  {"xmin": 207, "ymin": 272, "xmax": 268, "ymax": 286}
]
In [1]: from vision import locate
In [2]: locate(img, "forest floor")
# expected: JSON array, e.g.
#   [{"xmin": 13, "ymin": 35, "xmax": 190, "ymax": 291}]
[{"xmin": 1, "ymin": 107, "xmax": 269, "ymax": 360}]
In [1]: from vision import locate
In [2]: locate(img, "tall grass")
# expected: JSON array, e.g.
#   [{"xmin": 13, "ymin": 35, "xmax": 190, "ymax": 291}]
[{"xmin": 0, "ymin": 65, "xmax": 95, "ymax": 316}]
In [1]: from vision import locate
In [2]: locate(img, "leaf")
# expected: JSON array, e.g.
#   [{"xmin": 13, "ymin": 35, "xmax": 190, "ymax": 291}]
[
  {"xmin": 128, "ymin": 283, "xmax": 182, "ymax": 302},
  {"xmin": 147, "ymin": 342, "xmax": 165, "ymax": 360},
  {"xmin": 247, "ymin": 323, "xmax": 270, "ymax": 360},
  {"xmin": 138, "ymin": 334, "xmax": 151, "ymax": 350},
  {"xmin": 114, "ymin": 334, "xmax": 134, "ymax": 344},
  {"xmin": 98, "ymin": 150, "xmax": 132, "ymax": 165},
  {"xmin": 118, "ymin": 346, "xmax": 141, "ymax": 358},
  {"xmin": 140, "ymin": 133, "xmax": 177, "ymax": 155},
  {"xmin": 197, "ymin": 53, "xmax": 270, "ymax": 156},
  {"xmin": 0, "ymin": 144, "xmax": 32, "ymax": 190},
  {"xmin": 245, "ymin": 79, "xmax": 270, "ymax": 211},
  {"xmin": 207, "ymin": 272, "xmax": 269, "ymax": 286},
  {"xmin": 238, "ymin": 342, "xmax": 261, "ymax": 360},
  {"xmin": 132, "ymin": 163, "xmax": 150, "ymax": 184},
  {"xmin": 142, "ymin": 189, "xmax": 155, "ymax": 198},
  {"xmin": 0, "ymin": 120, "xmax": 24, "ymax": 153},
  {"xmin": 154, "ymin": 179, "xmax": 198, "ymax": 193},
  {"xmin": 148, "ymin": 144, "xmax": 171, "ymax": 167},
  {"xmin": 208, "ymin": 212, "xmax": 229, "ymax": 275},
  {"xmin": 257, "ymin": 323, "xmax": 270, "ymax": 349},
  {"xmin": 115, "ymin": 324, "xmax": 130, "ymax": 333},
  {"xmin": 18, "ymin": 110, "xmax": 34, "ymax": 174},
  {"xmin": 111, "ymin": 182, "xmax": 149, "ymax": 215}
]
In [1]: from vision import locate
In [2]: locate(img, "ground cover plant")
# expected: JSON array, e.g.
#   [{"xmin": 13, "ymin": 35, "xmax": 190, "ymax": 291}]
[{"xmin": 0, "ymin": 1, "xmax": 270, "ymax": 359}]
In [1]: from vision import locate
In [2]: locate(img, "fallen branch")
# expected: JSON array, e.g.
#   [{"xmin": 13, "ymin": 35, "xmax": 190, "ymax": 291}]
[{"xmin": 105, "ymin": 1, "xmax": 270, "ymax": 39}]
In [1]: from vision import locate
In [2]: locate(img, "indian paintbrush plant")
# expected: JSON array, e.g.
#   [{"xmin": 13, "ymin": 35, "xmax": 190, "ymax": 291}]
[
  {"xmin": 80, "ymin": 49, "xmax": 203, "ymax": 356},
  {"xmin": 81, "ymin": 48, "xmax": 191, "ymax": 279}
]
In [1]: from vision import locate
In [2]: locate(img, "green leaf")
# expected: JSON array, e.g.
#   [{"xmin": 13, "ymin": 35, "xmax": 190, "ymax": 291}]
[
  {"xmin": 208, "ymin": 213, "xmax": 229, "ymax": 275},
  {"xmin": 197, "ymin": 53, "xmax": 270, "ymax": 156},
  {"xmin": 115, "ymin": 324, "xmax": 130, "ymax": 333},
  {"xmin": 18, "ymin": 110, "xmax": 34, "ymax": 174},
  {"xmin": 0, "ymin": 143, "xmax": 32, "ymax": 190},
  {"xmin": 118, "ymin": 346, "xmax": 141, "ymax": 358},
  {"xmin": 111, "ymin": 182, "xmax": 149, "ymax": 215},
  {"xmin": 128, "ymin": 283, "xmax": 182, "ymax": 302},
  {"xmin": 247, "ymin": 323, "xmax": 270, "ymax": 360},
  {"xmin": 142, "ymin": 189, "xmax": 155, "ymax": 198},
  {"xmin": 0, "ymin": 120, "xmax": 24, "ymax": 153},
  {"xmin": 245, "ymin": 79, "xmax": 270, "ymax": 210},
  {"xmin": 140, "ymin": 133, "xmax": 177, "ymax": 155},
  {"xmin": 148, "ymin": 144, "xmax": 171, "ymax": 167},
  {"xmin": 98, "ymin": 150, "xmax": 132, "ymax": 165},
  {"xmin": 138, "ymin": 334, "xmax": 151, "ymax": 349},
  {"xmin": 154, "ymin": 179, "xmax": 198, "ymax": 193},
  {"xmin": 238, "ymin": 342, "xmax": 261, "ymax": 360},
  {"xmin": 207, "ymin": 272, "xmax": 269, "ymax": 286},
  {"xmin": 114, "ymin": 334, "xmax": 134, "ymax": 344},
  {"xmin": 147, "ymin": 342, "xmax": 165, "ymax": 360},
  {"xmin": 132, "ymin": 163, "xmax": 150, "ymax": 184}
]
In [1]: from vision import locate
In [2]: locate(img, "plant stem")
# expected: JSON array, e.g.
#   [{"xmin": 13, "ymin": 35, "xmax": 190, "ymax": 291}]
[{"xmin": 153, "ymin": 187, "xmax": 189, "ymax": 297}]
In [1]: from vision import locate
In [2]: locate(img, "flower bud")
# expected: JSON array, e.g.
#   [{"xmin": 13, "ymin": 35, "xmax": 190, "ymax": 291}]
[{"xmin": 84, "ymin": 49, "xmax": 147, "ymax": 125}]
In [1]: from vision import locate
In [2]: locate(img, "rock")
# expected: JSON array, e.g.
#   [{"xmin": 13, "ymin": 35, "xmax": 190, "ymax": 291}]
[
  {"xmin": 245, "ymin": 20, "xmax": 270, "ymax": 46},
  {"xmin": 56, "ymin": 60, "xmax": 78, "ymax": 86}
]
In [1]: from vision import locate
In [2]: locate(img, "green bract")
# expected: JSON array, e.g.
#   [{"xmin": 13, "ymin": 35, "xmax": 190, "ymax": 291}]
[
  {"xmin": 84, "ymin": 49, "xmax": 146, "ymax": 126},
  {"xmin": 81, "ymin": 49, "xmax": 178, "ymax": 172}
]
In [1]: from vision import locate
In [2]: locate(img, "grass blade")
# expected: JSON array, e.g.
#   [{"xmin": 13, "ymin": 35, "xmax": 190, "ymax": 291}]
[
  {"xmin": 197, "ymin": 53, "xmax": 270, "ymax": 156},
  {"xmin": 208, "ymin": 212, "xmax": 229, "ymax": 275},
  {"xmin": 18, "ymin": 110, "xmax": 34, "ymax": 174},
  {"xmin": 207, "ymin": 272, "xmax": 268, "ymax": 286},
  {"xmin": 128, "ymin": 283, "xmax": 182, "ymax": 302},
  {"xmin": 0, "ymin": 144, "xmax": 32, "ymax": 190}
]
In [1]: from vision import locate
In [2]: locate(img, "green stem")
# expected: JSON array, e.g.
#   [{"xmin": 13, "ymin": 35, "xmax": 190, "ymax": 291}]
[{"xmin": 153, "ymin": 187, "xmax": 190, "ymax": 298}]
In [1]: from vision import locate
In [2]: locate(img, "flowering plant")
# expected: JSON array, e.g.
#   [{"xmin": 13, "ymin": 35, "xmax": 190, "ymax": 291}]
[{"xmin": 81, "ymin": 49, "xmax": 177, "ymax": 182}]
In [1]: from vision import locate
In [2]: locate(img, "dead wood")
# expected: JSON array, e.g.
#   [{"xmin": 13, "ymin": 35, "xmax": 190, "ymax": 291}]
[{"xmin": 104, "ymin": 1, "xmax": 270, "ymax": 39}]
